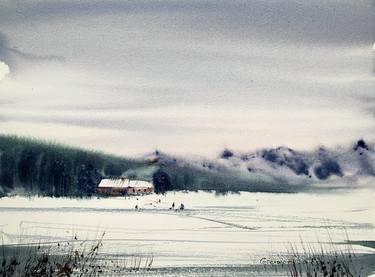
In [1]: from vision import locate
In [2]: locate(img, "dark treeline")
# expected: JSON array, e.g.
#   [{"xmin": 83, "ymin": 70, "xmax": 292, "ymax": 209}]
[
  {"xmin": 160, "ymin": 163, "xmax": 297, "ymax": 194},
  {"xmin": 0, "ymin": 135, "xmax": 143, "ymax": 197}
]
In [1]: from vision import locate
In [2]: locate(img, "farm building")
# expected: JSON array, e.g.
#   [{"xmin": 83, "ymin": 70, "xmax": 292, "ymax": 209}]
[{"xmin": 96, "ymin": 178, "xmax": 154, "ymax": 196}]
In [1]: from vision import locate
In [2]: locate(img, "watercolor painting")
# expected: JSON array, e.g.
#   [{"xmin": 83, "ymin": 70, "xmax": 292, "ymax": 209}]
[{"xmin": 0, "ymin": 1, "xmax": 374, "ymax": 276}]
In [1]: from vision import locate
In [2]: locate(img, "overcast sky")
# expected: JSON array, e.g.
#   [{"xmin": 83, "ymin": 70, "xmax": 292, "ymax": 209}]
[{"xmin": 0, "ymin": 0, "xmax": 374, "ymax": 157}]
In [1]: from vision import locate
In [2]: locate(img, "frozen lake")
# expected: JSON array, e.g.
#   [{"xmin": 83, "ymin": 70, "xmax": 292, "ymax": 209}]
[{"xmin": 1, "ymin": 189, "xmax": 375, "ymax": 275}]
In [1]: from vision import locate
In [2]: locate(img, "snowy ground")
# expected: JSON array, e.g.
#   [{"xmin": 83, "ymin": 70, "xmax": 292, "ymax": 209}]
[{"xmin": 0, "ymin": 189, "xmax": 375, "ymax": 275}]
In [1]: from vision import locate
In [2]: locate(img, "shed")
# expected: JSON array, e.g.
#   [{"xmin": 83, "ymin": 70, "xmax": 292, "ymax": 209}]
[{"xmin": 96, "ymin": 178, "xmax": 153, "ymax": 196}]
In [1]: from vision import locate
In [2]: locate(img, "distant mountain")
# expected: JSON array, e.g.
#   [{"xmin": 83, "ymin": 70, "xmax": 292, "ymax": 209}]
[{"xmin": 142, "ymin": 139, "xmax": 375, "ymax": 192}]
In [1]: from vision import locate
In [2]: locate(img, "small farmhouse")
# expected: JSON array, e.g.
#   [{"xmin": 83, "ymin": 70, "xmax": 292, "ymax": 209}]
[{"xmin": 96, "ymin": 178, "xmax": 154, "ymax": 196}]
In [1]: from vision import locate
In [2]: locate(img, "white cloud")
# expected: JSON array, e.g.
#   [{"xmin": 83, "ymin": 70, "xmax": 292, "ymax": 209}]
[{"xmin": 0, "ymin": 61, "xmax": 9, "ymax": 81}]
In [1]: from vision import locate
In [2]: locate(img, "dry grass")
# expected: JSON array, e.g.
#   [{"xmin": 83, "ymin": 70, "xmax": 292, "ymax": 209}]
[
  {"xmin": 285, "ymin": 242, "xmax": 359, "ymax": 277},
  {"xmin": 262, "ymin": 236, "xmax": 367, "ymax": 277},
  {"xmin": 1, "ymin": 233, "xmax": 106, "ymax": 277},
  {"xmin": 0, "ymin": 232, "xmax": 154, "ymax": 276}
]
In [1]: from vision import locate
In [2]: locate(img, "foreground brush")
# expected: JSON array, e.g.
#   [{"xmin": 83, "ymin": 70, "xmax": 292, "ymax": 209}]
[{"xmin": 1, "ymin": 232, "xmax": 154, "ymax": 276}]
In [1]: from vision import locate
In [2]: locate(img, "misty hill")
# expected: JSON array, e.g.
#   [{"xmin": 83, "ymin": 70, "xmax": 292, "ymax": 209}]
[
  {"xmin": 0, "ymin": 135, "xmax": 374, "ymax": 197},
  {"xmin": 143, "ymin": 150, "xmax": 306, "ymax": 193},
  {"xmin": 0, "ymin": 136, "xmax": 310, "ymax": 197}
]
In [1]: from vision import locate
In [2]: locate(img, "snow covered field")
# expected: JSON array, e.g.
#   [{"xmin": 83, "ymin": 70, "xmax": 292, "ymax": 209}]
[{"xmin": 1, "ymin": 189, "xmax": 375, "ymax": 275}]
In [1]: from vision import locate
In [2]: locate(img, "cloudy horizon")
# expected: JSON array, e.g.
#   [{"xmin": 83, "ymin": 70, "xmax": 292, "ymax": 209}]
[{"xmin": 0, "ymin": 0, "xmax": 374, "ymax": 157}]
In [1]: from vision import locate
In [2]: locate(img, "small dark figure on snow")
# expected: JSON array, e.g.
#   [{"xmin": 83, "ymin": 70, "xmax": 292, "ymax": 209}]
[{"xmin": 179, "ymin": 203, "xmax": 184, "ymax": 210}]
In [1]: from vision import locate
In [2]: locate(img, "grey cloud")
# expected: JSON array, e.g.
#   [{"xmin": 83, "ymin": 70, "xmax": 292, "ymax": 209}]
[
  {"xmin": 356, "ymin": 95, "xmax": 375, "ymax": 118},
  {"xmin": 0, "ymin": 31, "xmax": 65, "ymax": 74},
  {"xmin": 0, "ymin": 32, "xmax": 14, "ymax": 71},
  {"xmin": 0, "ymin": 1, "xmax": 374, "ymax": 155},
  {"xmin": 8, "ymin": 48, "xmax": 65, "ymax": 63},
  {"xmin": 1, "ymin": 0, "xmax": 374, "ymax": 45},
  {"xmin": 1, "ymin": 112, "xmax": 237, "ymax": 134}
]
